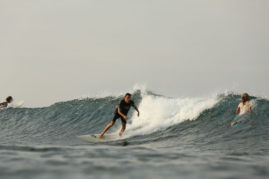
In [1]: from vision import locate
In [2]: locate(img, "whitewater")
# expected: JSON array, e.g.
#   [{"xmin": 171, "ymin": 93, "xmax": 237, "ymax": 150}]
[{"xmin": 0, "ymin": 90, "xmax": 268, "ymax": 179}]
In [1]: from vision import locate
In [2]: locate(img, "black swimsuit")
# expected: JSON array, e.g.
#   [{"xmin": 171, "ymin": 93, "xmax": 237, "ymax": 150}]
[{"xmin": 112, "ymin": 99, "xmax": 135, "ymax": 124}]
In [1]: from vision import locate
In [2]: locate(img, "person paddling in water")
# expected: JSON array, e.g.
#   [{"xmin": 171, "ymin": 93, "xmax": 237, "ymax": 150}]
[
  {"xmin": 0, "ymin": 96, "xmax": 13, "ymax": 109},
  {"xmin": 98, "ymin": 93, "xmax": 140, "ymax": 139},
  {"xmin": 231, "ymin": 93, "xmax": 252, "ymax": 127}
]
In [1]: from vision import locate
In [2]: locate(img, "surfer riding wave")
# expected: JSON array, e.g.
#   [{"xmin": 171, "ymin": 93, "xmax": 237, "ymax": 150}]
[
  {"xmin": 231, "ymin": 93, "xmax": 252, "ymax": 127},
  {"xmin": 98, "ymin": 93, "xmax": 140, "ymax": 139}
]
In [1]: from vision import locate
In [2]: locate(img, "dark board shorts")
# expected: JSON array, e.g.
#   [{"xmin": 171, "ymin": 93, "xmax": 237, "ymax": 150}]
[{"xmin": 112, "ymin": 113, "xmax": 127, "ymax": 124}]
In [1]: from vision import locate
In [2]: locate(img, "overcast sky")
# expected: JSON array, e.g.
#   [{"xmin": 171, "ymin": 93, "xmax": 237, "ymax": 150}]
[{"xmin": 1, "ymin": 0, "xmax": 269, "ymax": 106}]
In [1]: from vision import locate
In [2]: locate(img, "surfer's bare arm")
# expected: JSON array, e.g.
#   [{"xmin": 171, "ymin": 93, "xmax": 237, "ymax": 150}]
[
  {"xmin": 236, "ymin": 107, "xmax": 240, "ymax": 115},
  {"xmin": 249, "ymin": 107, "xmax": 252, "ymax": 112},
  {"xmin": 118, "ymin": 108, "xmax": 128, "ymax": 120},
  {"xmin": 133, "ymin": 105, "xmax": 140, "ymax": 117}
]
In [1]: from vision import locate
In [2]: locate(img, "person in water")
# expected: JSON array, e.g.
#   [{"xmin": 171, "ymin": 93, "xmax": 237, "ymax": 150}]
[
  {"xmin": 0, "ymin": 96, "xmax": 13, "ymax": 109},
  {"xmin": 98, "ymin": 93, "xmax": 140, "ymax": 139},
  {"xmin": 231, "ymin": 93, "xmax": 252, "ymax": 127}
]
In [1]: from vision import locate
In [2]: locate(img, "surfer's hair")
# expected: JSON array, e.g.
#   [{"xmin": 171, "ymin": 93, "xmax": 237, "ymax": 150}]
[
  {"xmin": 6, "ymin": 96, "xmax": 13, "ymax": 103},
  {"xmin": 241, "ymin": 93, "xmax": 250, "ymax": 105},
  {"xmin": 125, "ymin": 93, "xmax": 131, "ymax": 97}
]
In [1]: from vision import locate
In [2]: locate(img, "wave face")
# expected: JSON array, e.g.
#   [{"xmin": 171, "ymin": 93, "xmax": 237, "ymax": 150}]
[
  {"xmin": 1, "ymin": 90, "xmax": 269, "ymax": 179},
  {"xmin": 0, "ymin": 90, "xmax": 269, "ymax": 151}
]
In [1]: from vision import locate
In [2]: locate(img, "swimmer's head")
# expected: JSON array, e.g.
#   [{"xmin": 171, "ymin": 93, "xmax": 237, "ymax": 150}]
[
  {"xmin": 241, "ymin": 93, "xmax": 250, "ymax": 104},
  {"xmin": 6, "ymin": 96, "xmax": 13, "ymax": 103}
]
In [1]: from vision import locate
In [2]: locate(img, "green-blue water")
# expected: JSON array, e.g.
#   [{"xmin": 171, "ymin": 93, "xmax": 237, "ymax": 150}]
[{"xmin": 0, "ymin": 90, "xmax": 268, "ymax": 179}]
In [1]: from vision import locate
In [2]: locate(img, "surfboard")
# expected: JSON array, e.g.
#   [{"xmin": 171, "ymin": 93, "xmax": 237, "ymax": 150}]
[
  {"xmin": 77, "ymin": 134, "xmax": 120, "ymax": 143},
  {"xmin": 7, "ymin": 101, "xmax": 24, "ymax": 108},
  {"xmin": 16, "ymin": 101, "xmax": 24, "ymax": 107},
  {"xmin": 231, "ymin": 114, "xmax": 246, "ymax": 127}
]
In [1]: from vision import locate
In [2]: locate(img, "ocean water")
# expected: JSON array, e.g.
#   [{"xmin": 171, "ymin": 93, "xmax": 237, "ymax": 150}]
[{"xmin": 0, "ymin": 90, "xmax": 268, "ymax": 179}]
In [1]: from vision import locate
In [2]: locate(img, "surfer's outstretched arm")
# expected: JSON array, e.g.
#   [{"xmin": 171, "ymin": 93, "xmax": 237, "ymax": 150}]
[{"xmin": 133, "ymin": 105, "xmax": 140, "ymax": 117}]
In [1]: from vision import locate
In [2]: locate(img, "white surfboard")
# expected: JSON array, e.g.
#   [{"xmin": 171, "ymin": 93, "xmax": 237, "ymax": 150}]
[
  {"xmin": 7, "ymin": 101, "xmax": 24, "ymax": 108},
  {"xmin": 77, "ymin": 134, "xmax": 120, "ymax": 143},
  {"xmin": 16, "ymin": 101, "xmax": 24, "ymax": 107}
]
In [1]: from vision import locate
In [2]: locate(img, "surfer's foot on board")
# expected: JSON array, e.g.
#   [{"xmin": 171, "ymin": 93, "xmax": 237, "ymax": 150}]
[
  {"xmin": 98, "ymin": 134, "xmax": 103, "ymax": 139},
  {"xmin": 230, "ymin": 122, "xmax": 234, "ymax": 127}
]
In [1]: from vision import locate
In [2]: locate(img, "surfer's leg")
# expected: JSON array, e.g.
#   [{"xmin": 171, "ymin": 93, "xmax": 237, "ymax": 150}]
[
  {"xmin": 119, "ymin": 118, "xmax": 126, "ymax": 136},
  {"xmin": 99, "ymin": 114, "xmax": 120, "ymax": 138},
  {"xmin": 99, "ymin": 121, "xmax": 115, "ymax": 138}
]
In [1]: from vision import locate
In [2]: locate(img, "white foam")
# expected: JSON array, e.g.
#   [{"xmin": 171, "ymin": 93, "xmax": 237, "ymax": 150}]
[
  {"xmin": 7, "ymin": 100, "xmax": 24, "ymax": 108},
  {"xmin": 126, "ymin": 92, "xmax": 219, "ymax": 136}
]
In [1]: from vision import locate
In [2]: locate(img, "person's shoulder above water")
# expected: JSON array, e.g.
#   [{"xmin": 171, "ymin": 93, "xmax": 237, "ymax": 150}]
[
  {"xmin": 0, "ymin": 102, "xmax": 8, "ymax": 108},
  {"xmin": 119, "ymin": 99, "xmax": 125, "ymax": 105},
  {"xmin": 119, "ymin": 99, "xmax": 134, "ymax": 107},
  {"xmin": 130, "ymin": 100, "xmax": 135, "ymax": 106},
  {"xmin": 245, "ymin": 101, "xmax": 251, "ymax": 107},
  {"xmin": 0, "ymin": 96, "xmax": 13, "ymax": 109}
]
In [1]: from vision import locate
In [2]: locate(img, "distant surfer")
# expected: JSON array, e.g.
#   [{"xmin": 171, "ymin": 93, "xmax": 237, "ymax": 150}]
[
  {"xmin": 0, "ymin": 96, "xmax": 13, "ymax": 109},
  {"xmin": 231, "ymin": 93, "xmax": 252, "ymax": 127},
  {"xmin": 98, "ymin": 93, "xmax": 140, "ymax": 139}
]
